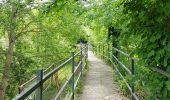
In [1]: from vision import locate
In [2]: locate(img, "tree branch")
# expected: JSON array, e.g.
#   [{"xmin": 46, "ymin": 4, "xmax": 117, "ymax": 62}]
[{"xmin": 15, "ymin": 28, "xmax": 42, "ymax": 40}]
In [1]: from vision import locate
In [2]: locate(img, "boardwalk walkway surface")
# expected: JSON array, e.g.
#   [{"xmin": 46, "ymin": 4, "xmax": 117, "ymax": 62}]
[{"xmin": 80, "ymin": 51, "xmax": 127, "ymax": 100}]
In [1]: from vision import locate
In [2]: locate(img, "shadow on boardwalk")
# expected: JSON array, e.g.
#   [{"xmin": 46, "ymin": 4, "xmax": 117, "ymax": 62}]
[{"xmin": 80, "ymin": 51, "xmax": 127, "ymax": 100}]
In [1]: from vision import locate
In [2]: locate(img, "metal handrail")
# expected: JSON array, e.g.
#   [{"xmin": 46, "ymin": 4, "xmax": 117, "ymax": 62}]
[
  {"xmin": 111, "ymin": 53, "xmax": 131, "ymax": 74},
  {"xmin": 18, "ymin": 56, "xmax": 70, "ymax": 93},
  {"xmin": 13, "ymin": 45, "xmax": 88, "ymax": 100},
  {"xmin": 151, "ymin": 67, "xmax": 170, "ymax": 78},
  {"xmin": 92, "ymin": 43, "xmax": 170, "ymax": 100},
  {"xmin": 14, "ymin": 81, "xmax": 40, "ymax": 100},
  {"xmin": 112, "ymin": 47, "xmax": 139, "ymax": 61},
  {"xmin": 109, "ymin": 58, "xmax": 139, "ymax": 100},
  {"xmin": 43, "ymin": 57, "xmax": 72, "ymax": 82},
  {"xmin": 53, "ymin": 74, "xmax": 73, "ymax": 100},
  {"xmin": 91, "ymin": 44, "xmax": 139, "ymax": 100},
  {"xmin": 112, "ymin": 47, "xmax": 130, "ymax": 57}
]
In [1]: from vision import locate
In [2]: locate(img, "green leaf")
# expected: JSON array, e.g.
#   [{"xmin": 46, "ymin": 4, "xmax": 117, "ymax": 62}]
[
  {"xmin": 162, "ymin": 88, "xmax": 167, "ymax": 98},
  {"xmin": 155, "ymin": 33, "xmax": 161, "ymax": 39},
  {"xmin": 150, "ymin": 35, "xmax": 156, "ymax": 43},
  {"xmin": 163, "ymin": 57, "xmax": 168, "ymax": 67},
  {"xmin": 148, "ymin": 50, "xmax": 154, "ymax": 57},
  {"xmin": 155, "ymin": 54, "xmax": 160, "ymax": 63},
  {"xmin": 166, "ymin": 80, "xmax": 170, "ymax": 91}
]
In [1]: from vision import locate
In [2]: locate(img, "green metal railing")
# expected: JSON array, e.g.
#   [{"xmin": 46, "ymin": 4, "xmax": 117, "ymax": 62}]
[
  {"xmin": 91, "ymin": 44, "xmax": 139, "ymax": 100},
  {"xmin": 91, "ymin": 43, "xmax": 170, "ymax": 100},
  {"xmin": 13, "ymin": 45, "xmax": 88, "ymax": 100}
]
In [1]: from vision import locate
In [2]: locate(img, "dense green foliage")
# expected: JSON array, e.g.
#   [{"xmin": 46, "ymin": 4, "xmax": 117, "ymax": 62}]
[
  {"xmin": 0, "ymin": 0, "xmax": 87, "ymax": 99},
  {"xmin": 0, "ymin": 0, "xmax": 170, "ymax": 99},
  {"xmin": 87, "ymin": 0, "xmax": 170, "ymax": 99},
  {"xmin": 122, "ymin": 1, "xmax": 170, "ymax": 99}
]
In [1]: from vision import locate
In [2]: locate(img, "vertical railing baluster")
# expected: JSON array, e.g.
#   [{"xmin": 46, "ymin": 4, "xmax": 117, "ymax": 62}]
[
  {"xmin": 99, "ymin": 44, "xmax": 100, "ymax": 56},
  {"xmin": 18, "ymin": 86, "xmax": 23, "ymax": 94},
  {"xmin": 85, "ymin": 45, "xmax": 88, "ymax": 69},
  {"xmin": 96, "ymin": 45, "xmax": 99, "ymax": 56},
  {"xmin": 86, "ymin": 44, "xmax": 88, "ymax": 58},
  {"xmin": 103, "ymin": 44, "xmax": 104, "ymax": 59},
  {"xmin": 112, "ymin": 45, "xmax": 114, "ymax": 69},
  {"xmin": 71, "ymin": 52, "xmax": 75, "ymax": 100},
  {"xmin": 107, "ymin": 43, "xmax": 110, "ymax": 62},
  {"xmin": 85, "ymin": 44, "xmax": 87, "ymax": 61},
  {"xmin": 36, "ymin": 70, "xmax": 43, "ymax": 100},
  {"xmin": 80, "ymin": 47, "xmax": 83, "ymax": 78},
  {"xmin": 51, "ymin": 64, "xmax": 55, "ymax": 85},
  {"xmin": 117, "ymin": 51, "xmax": 120, "ymax": 80},
  {"xmin": 100, "ymin": 44, "xmax": 101, "ymax": 58},
  {"xmin": 101, "ymin": 44, "xmax": 102, "ymax": 58},
  {"xmin": 95, "ymin": 45, "xmax": 97, "ymax": 55},
  {"xmin": 131, "ymin": 59, "xmax": 135, "ymax": 100}
]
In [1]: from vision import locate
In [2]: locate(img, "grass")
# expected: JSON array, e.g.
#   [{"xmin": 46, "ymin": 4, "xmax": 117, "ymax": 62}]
[
  {"xmin": 42, "ymin": 60, "xmax": 89, "ymax": 100},
  {"xmin": 42, "ymin": 64, "xmax": 72, "ymax": 100}
]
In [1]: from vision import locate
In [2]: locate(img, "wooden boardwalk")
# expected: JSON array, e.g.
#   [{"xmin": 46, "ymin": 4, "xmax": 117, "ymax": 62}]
[{"xmin": 80, "ymin": 51, "xmax": 127, "ymax": 100}]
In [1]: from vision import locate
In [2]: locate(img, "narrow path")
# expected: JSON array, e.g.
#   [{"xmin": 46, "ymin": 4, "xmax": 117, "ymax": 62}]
[{"xmin": 81, "ymin": 51, "xmax": 127, "ymax": 100}]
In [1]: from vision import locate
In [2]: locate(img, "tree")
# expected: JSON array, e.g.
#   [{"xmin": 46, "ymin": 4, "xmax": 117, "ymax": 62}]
[{"xmin": 0, "ymin": 0, "xmax": 88, "ymax": 99}]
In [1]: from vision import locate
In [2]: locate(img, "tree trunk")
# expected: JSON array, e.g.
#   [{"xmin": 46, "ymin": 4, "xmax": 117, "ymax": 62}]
[{"xmin": 0, "ymin": 6, "xmax": 17, "ymax": 100}]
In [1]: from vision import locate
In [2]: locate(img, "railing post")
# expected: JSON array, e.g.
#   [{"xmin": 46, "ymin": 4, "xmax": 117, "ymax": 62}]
[
  {"xmin": 98, "ymin": 44, "xmax": 100, "ymax": 57},
  {"xmin": 117, "ymin": 51, "xmax": 120, "ymax": 80},
  {"xmin": 18, "ymin": 86, "xmax": 23, "ymax": 94},
  {"xmin": 71, "ymin": 52, "xmax": 75, "ymax": 100},
  {"xmin": 51, "ymin": 64, "xmax": 55, "ymax": 85},
  {"xmin": 107, "ymin": 43, "xmax": 110, "ymax": 62},
  {"xmin": 101, "ymin": 44, "xmax": 102, "ymax": 58},
  {"xmin": 80, "ymin": 47, "xmax": 83, "ymax": 78},
  {"xmin": 100, "ymin": 44, "xmax": 102, "ymax": 58},
  {"xmin": 103, "ymin": 45, "xmax": 104, "ymax": 59},
  {"xmin": 92, "ymin": 45, "xmax": 94, "ymax": 53},
  {"xmin": 86, "ymin": 44, "xmax": 88, "ymax": 58},
  {"xmin": 112, "ymin": 46, "xmax": 114, "ymax": 69},
  {"xmin": 36, "ymin": 70, "xmax": 43, "ymax": 100},
  {"xmin": 84, "ymin": 45, "xmax": 88, "ymax": 70},
  {"xmin": 131, "ymin": 59, "xmax": 135, "ymax": 100}
]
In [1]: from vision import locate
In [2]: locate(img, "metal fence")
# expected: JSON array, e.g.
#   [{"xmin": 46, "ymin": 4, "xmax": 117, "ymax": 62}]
[
  {"xmin": 91, "ymin": 43, "xmax": 139, "ymax": 100},
  {"xmin": 91, "ymin": 43, "xmax": 170, "ymax": 100},
  {"xmin": 13, "ymin": 45, "xmax": 88, "ymax": 100}
]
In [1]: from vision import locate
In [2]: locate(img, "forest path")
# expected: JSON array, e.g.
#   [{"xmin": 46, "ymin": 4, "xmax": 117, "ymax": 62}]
[{"xmin": 80, "ymin": 51, "xmax": 127, "ymax": 100}]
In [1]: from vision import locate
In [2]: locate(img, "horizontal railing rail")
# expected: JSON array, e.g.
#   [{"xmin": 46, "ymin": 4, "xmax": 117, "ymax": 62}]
[
  {"xmin": 151, "ymin": 67, "xmax": 170, "ymax": 78},
  {"xmin": 91, "ymin": 43, "xmax": 170, "ymax": 100},
  {"xmin": 13, "ymin": 44, "xmax": 88, "ymax": 100},
  {"xmin": 90, "ymin": 44, "xmax": 139, "ymax": 100},
  {"xmin": 18, "ymin": 57, "xmax": 70, "ymax": 94}
]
